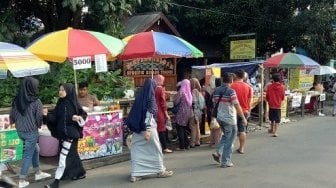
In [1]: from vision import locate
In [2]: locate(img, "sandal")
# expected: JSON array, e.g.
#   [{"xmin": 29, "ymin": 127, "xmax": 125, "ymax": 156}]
[
  {"xmin": 130, "ymin": 176, "xmax": 142, "ymax": 182},
  {"xmin": 157, "ymin": 170, "xmax": 174, "ymax": 178},
  {"xmin": 212, "ymin": 152, "xmax": 220, "ymax": 163},
  {"xmin": 71, "ymin": 174, "xmax": 86, "ymax": 180},
  {"xmin": 163, "ymin": 149, "xmax": 173, "ymax": 153},
  {"xmin": 236, "ymin": 149, "xmax": 244, "ymax": 154}
]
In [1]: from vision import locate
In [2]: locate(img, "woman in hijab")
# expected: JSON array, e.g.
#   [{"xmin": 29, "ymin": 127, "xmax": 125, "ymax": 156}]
[
  {"xmin": 44, "ymin": 83, "xmax": 87, "ymax": 188},
  {"xmin": 126, "ymin": 78, "xmax": 173, "ymax": 183},
  {"xmin": 154, "ymin": 75, "xmax": 173, "ymax": 153},
  {"xmin": 174, "ymin": 79, "xmax": 193, "ymax": 151},
  {"xmin": 189, "ymin": 78, "xmax": 203, "ymax": 148},
  {"xmin": 10, "ymin": 77, "xmax": 51, "ymax": 188}
]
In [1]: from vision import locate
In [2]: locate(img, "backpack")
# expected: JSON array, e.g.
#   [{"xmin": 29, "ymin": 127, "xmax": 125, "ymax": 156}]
[{"xmin": 198, "ymin": 91, "xmax": 205, "ymax": 110}]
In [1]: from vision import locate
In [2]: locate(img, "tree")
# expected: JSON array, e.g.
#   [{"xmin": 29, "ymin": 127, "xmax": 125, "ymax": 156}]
[{"xmin": 167, "ymin": 0, "xmax": 336, "ymax": 63}]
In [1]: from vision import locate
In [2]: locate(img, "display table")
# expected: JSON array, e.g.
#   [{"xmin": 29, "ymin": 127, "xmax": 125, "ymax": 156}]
[{"xmin": 78, "ymin": 110, "xmax": 123, "ymax": 160}]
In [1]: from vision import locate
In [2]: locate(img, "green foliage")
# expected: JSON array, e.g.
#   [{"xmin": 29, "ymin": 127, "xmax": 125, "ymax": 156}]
[
  {"xmin": 36, "ymin": 62, "xmax": 132, "ymax": 105},
  {"xmin": 0, "ymin": 77, "xmax": 19, "ymax": 107}
]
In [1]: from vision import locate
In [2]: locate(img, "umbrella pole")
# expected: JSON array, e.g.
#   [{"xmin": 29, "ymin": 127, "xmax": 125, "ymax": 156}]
[
  {"xmin": 151, "ymin": 58, "xmax": 154, "ymax": 78},
  {"xmin": 74, "ymin": 69, "xmax": 78, "ymax": 95}
]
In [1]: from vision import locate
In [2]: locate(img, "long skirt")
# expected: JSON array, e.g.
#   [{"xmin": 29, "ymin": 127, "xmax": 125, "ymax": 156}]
[
  {"xmin": 55, "ymin": 139, "xmax": 86, "ymax": 180},
  {"xmin": 131, "ymin": 127, "xmax": 165, "ymax": 177}
]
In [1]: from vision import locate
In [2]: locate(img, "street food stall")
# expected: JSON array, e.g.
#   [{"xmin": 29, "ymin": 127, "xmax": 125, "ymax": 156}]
[
  {"xmin": 0, "ymin": 114, "xmax": 23, "ymax": 173},
  {"xmin": 264, "ymin": 53, "xmax": 321, "ymax": 118}
]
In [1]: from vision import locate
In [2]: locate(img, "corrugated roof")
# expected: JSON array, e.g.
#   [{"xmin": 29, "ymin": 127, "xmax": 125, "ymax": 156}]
[{"xmin": 123, "ymin": 12, "xmax": 180, "ymax": 37}]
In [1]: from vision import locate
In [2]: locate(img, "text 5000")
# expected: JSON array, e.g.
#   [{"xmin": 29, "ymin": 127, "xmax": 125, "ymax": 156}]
[{"xmin": 73, "ymin": 58, "xmax": 91, "ymax": 65}]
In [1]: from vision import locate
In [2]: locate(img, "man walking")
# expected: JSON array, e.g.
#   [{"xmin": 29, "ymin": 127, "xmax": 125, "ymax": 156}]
[
  {"xmin": 211, "ymin": 73, "xmax": 247, "ymax": 168},
  {"xmin": 231, "ymin": 70, "xmax": 253, "ymax": 154},
  {"xmin": 266, "ymin": 74, "xmax": 285, "ymax": 137}
]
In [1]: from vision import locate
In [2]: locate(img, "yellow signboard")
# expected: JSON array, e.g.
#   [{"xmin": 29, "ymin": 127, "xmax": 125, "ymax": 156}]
[
  {"xmin": 289, "ymin": 68, "xmax": 314, "ymax": 91},
  {"xmin": 230, "ymin": 39, "xmax": 256, "ymax": 60}
]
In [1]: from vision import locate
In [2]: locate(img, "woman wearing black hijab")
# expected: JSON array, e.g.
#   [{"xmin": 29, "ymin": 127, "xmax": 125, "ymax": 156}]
[
  {"xmin": 44, "ymin": 83, "xmax": 87, "ymax": 188},
  {"xmin": 10, "ymin": 77, "xmax": 51, "ymax": 188},
  {"xmin": 126, "ymin": 78, "xmax": 173, "ymax": 183}
]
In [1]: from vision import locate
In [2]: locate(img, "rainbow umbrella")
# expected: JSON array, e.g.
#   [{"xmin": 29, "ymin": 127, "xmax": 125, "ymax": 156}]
[
  {"xmin": 27, "ymin": 27, "xmax": 125, "ymax": 63},
  {"xmin": 0, "ymin": 42, "xmax": 49, "ymax": 79},
  {"xmin": 264, "ymin": 52, "xmax": 320, "ymax": 68},
  {"xmin": 119, "ymin": 31, "xmax": 203, "ymax": 60}
]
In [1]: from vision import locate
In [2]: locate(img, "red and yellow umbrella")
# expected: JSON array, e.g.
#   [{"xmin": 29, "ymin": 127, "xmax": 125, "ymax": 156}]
[{"xmin": 27, "ymin": 27, "xmax": 125, "ymax": 63}]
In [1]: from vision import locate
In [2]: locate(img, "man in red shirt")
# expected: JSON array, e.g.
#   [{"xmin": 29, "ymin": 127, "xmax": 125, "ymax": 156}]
[
  {"xmin": 266, "ymin": 74, "xmax": 285, "ymax": 137},
  {"xmin": 231, "ymin": 70, "xmax": 253, "ymax": 154}
]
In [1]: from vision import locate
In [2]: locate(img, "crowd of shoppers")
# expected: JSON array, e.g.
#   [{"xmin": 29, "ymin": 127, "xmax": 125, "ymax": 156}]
[{"xmin": 7, "ymin": 71, "xmax": 287, "ymax": 186}]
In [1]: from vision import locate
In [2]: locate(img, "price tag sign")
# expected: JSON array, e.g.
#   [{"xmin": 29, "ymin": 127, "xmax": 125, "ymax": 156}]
[
  {"xmin": 319, "ymin": 93, "xmax": 326, "ymax": 101},
  {"xmin": 73, "ymin": 56, "xmax": 92, "ymax": 70},
  {"xmin": 95, "ymin": 54, "xmax": 108, "ymax": 73},
  {"xmin": 291, "ymin": 95, "xmax": 302, "ymax": 108},
  {"xmin": 305, "ymin": 95, "xmax": 311, "ymax": 104}
]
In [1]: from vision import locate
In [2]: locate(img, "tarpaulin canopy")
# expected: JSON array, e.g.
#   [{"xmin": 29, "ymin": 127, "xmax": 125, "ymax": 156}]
[{"xmin": 192, "ymin": 61, "xmax": 263, "ymax": 79}]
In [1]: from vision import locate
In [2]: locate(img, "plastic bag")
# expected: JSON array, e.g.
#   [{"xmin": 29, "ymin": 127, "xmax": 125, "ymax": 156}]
[
  {"xmin": 166, "ymin": 119, "xmax": 173, "ymax": 131},
  {"xmin": 210, "ymin": 118, "xmax": 220, "ymax": 129}
]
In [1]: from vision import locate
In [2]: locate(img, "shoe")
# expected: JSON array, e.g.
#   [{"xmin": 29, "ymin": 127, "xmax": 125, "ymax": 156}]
[
  {"xmin": 130, "ymin": 176, "xmax": 142, "ymax": 182},
  {"xmin": 221, "ymin": 162, "xmax": 234, "ymax": 168},
  {"xmin": 272, "ymin": 134, "xmax": 278, "ymax": 137},
  {"xmin": 35, "ymin": 172, "xmax": 51, "ymax": 181},
  {"xmin": 163, "ymin": 149, "xmax": 173, "ymax": 153},
  {"xmin": 212, "ymin": 152, "xmax": 220, "ymax": 163},
  {"xmin": 236, "ymin": 149, "xmax": 244, "ymax": 154},
  {"xmin": 18, "ymin": 180, "xmax": 29, "ymax": 188},
  {"xmin": 319, "ymin": 112, "xmax": 325, "ymax": 116},
  {"xmin": 195, "ymin": 144, "xmax": 201, "ymax": 147},
  {"xmin": 157, "ymin": 170, "xmax": 174, "ymax": 178},
  {"xmin": 44, "ymin": 180, "xmax": 59, "ymax": 188},
  {"xmin": 71, "ymin": 174, "xmax": 86, "ymax": 180}
]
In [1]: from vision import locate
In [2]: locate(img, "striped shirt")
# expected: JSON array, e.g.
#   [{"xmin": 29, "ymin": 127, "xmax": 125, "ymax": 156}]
[
  {"xmin": 10, "ymin": 99, "xmax": 43, "ymax": 132},
  {"xmin": 213, "ymin": 85, "xmax": 239, "ymax": 125}
]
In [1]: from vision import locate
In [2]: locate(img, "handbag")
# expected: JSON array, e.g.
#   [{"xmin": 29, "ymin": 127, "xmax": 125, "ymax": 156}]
[
  {"xmin": 171, "ymin": 101, "xmax": 180, "ymax": 114},
  {"xmin": 166, "ymin": 119, "xmax": 173, "ymax": 131},
  {"xmin": 126, "ymin": 134, "xmax": 133, "ymax": 150}
]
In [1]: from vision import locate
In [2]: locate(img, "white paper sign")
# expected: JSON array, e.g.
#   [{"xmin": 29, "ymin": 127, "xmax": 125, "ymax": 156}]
[
  {"xmin": 305, "ymin": 95, "xmax": 311, "ymax": 104},
  {"xmin": 73, "ymin": 56, "xmax": 92, "ymax": 70},
  {"xmin": 95, "ymin": 54, "xmax": 108, "ymax": 73},
  {"xmin": 291, "ymin": 95, "xmax": 302, "ymax": 108},
  {"xmin": 319, "ymin": 93, "xmax": 326, "ymax": 101}
]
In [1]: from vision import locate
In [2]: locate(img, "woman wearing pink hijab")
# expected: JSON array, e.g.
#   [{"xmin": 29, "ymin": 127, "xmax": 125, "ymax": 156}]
[
  {"xmin": 174, "ymin": 79, "xmax": 192, "ymax": 151},
  {"xmin": 154, "ymin": 75, "xmax": 173, "ymax": 153}
]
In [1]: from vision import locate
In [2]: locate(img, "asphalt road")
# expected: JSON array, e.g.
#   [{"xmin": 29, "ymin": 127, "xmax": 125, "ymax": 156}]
[{"xmin": 30, "ymin": 116, "xmax": 336, "ymax": 188}]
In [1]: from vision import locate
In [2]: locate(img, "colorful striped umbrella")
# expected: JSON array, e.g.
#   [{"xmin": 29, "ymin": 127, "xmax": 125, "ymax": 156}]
[
  {"xmin": 0, "ymin": 42, "xmax": 50, "ymax": 79},
  {"xmin": 264, "ymin": 52, "xmax": 320, "ymax": 68},
  {"xmin": 309, "ymin": 65, "xmax": 336, "ymax": 75},
  {"xmin": 120, "ymin": 31, "xmax": 203, "ymax": 60},
  {"xmin": 27, "ymin": 27, "xmax": 125, "ymax": 63}
]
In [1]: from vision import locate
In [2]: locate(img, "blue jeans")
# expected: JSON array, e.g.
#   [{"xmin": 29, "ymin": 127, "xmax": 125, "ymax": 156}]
[
  {"xmin": 17, "ymin": 131, "xmax": 40, "ymax": 179},
  {"xmin": 216, "ymin": 120, "xmax": 237, "ymax": 166}
]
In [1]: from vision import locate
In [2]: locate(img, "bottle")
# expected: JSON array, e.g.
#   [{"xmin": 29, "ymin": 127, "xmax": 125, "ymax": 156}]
[{"xmin": 116, "ymin": 100, "xmax": 120, "ymax": 110}]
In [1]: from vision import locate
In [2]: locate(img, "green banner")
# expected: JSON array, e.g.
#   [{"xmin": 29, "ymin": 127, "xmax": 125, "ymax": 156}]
[{"xmin": 0, "ymin": 130, "xmax": 23, "ymax": 163}]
